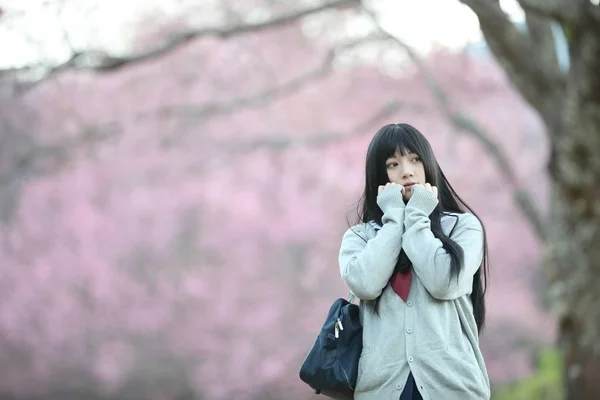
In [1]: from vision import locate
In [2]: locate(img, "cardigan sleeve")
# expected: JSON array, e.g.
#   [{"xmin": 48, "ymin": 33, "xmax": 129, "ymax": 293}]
[
  {"xmin": 401, "ymin": 186, "xmax": 484, "ymax": 300},
  {"xmin": 338, "ymin": 185, "xmax": 406, "ymax": 300}
]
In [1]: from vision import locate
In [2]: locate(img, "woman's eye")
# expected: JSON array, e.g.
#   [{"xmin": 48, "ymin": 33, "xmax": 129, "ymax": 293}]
[
  {"xmin": 412, "ymin": 157, "xmax": 422, "ymax": 163},
  {"xmin": 386, "ymin": 162, "xmax": 398, "ymax": 168}
]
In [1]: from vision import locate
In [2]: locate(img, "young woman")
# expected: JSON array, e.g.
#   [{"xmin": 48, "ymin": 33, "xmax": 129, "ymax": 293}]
[{"xmin": 339, "ymin": 123, "xmax": 491, "ymax": 400}]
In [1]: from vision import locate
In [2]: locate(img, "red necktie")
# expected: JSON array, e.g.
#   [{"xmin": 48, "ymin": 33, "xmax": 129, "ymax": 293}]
[{"xmin": 390, "ymin": 270, "xmax": 411, "ymax": 302}]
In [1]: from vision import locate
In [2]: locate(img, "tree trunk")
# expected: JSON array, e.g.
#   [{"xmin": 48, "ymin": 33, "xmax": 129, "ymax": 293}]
[{"xmin": 546, "ymin": 21, "xmax": 600, "ymax": 400}]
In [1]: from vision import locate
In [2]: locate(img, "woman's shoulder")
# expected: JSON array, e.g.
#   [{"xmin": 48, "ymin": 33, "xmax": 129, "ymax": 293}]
[
  {"xmin": 442, "ymin": 211, "xmax": 483, "ymax": 231},
  {"xmin": 342, "ymin": 221, "xmax": 378, "ymax": 241}
]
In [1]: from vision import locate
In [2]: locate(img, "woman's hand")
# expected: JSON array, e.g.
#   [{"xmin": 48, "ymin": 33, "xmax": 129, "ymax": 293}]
[
  {"xmin": 408, "ymin": 183, "xmax": 438, "ymax": 200},
  {"xmin": 378, "ymin": 182, "xmax": 438, "ymax": 204},
  {"xmin": 377, "ymin": 182, "xmax": 406, "ymax": 212},
  {"xmin": 378, "ymin": 182, "xmax": 404, "ymax": 196}
]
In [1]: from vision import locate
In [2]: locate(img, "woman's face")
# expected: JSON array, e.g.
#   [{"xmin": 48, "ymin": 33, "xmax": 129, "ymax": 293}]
[{"xmin": 385, "ymin": 148, "xmax": 426, "ymax": 199}]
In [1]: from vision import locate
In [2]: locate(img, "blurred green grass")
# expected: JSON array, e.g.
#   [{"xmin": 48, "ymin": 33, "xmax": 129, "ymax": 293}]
[{"xmin": 492, "ymin": 346, "xmax": 563, "ymax": 400}]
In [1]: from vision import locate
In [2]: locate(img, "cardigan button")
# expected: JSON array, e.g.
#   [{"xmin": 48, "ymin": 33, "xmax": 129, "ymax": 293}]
[
  {"xmin": 396, "ymin": 384, "xmax": 403, "ymax": 390},
  {"xmin": 406, "ymin": 301, "xmax": 413, "ymax": 306}
]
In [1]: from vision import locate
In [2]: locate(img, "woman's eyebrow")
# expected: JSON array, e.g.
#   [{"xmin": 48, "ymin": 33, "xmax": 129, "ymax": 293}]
[{"xmin": 390, "ymin": 152, "xmax": 416, "ymax": 158}]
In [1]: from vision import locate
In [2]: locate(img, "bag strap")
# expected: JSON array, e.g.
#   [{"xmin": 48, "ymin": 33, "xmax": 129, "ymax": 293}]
[{"xmin": 348, "ymin": 291, "xmax": 356, "ymax": 303}]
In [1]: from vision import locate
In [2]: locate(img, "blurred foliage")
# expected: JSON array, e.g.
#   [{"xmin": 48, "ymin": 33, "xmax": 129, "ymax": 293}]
[{"xmin": 492, "ymin": 346, "xmax": 563, "ymax": 400}]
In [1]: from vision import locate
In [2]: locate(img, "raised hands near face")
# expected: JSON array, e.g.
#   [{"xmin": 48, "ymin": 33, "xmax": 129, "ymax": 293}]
[
  {"xmin": 378, "ymin": 182, "xmax": 403, "ymax": 196},
  {"xmin": 378, "ymin": 182, "xmax": 438, "ymax": 203},
  {"xmin": 403, "ymin": 183, "xmax": 438, "ymax": 202}
]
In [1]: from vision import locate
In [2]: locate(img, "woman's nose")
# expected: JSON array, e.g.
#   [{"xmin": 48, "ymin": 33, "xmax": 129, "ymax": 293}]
[{"xmin": 402, "ymin": 168, "xmax": 414, "ymax": 178}]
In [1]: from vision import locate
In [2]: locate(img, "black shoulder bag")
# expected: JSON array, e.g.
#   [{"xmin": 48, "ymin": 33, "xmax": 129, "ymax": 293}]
[{"xmin": 299, "ymin": 292, "xmax": 362, "ymax": 400}]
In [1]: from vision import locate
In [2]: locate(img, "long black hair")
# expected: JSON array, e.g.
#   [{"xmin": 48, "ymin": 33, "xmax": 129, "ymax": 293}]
[{"xmin": 352, "ymin": 123, "xmax": 490, "ymax": 333}]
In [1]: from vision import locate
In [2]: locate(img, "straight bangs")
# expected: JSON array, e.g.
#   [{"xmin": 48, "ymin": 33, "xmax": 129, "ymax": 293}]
[{"xmin": 378, "ymin": 125, "xmax": 424, "ymax": 159}]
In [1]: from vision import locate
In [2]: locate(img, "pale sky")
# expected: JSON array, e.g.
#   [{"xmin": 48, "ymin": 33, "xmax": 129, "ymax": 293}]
[
  {"xmin": 377, "ymin": 0, "xmax": 524, "ymax": 51},
  {"xmin": 0, "ymin": 0, "xmax": 525, "ymax": 69}
]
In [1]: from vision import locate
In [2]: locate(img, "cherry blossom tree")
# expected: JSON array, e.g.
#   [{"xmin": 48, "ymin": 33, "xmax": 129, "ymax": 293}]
[{"xmin": 0, "ymin": 0, "xmax": 568, "ymax": 398}]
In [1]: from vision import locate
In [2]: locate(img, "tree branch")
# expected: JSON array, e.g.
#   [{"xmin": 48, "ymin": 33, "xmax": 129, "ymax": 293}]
[
  {"xmin": 524, "ymin": 12, "xmax": 562, "ymax": 79},
  {"xmin": 146, "ymin": 34, "xmax": 386, "ymax": 120},
  {"xmin": 516, "ymin": 0, "xmax": 600, "ymax": 23},
  {"xmin": 458, "ymin": 0, "xmax": 565, "ymax": 122},
  {"xmin": 132, "ymin": 34, "xmax": 391, "ymax": 148},
  {"xmin": 0, "ymin": 122, "xmax": 119, "ymax": 189},
  {"xmin": 192, "ymin": 100, "xmax": 424, "ymax": 176},
  {"xmin": 221, "ymin": 100, "xmax": 425, "ymax": 151},
  {"xmin": 361, "ymin": 6, "xmax": 547, "ymax": 241},
  {"xmin": 4, "ymin": 0, "xmax": 360, "ymax": 81}
]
